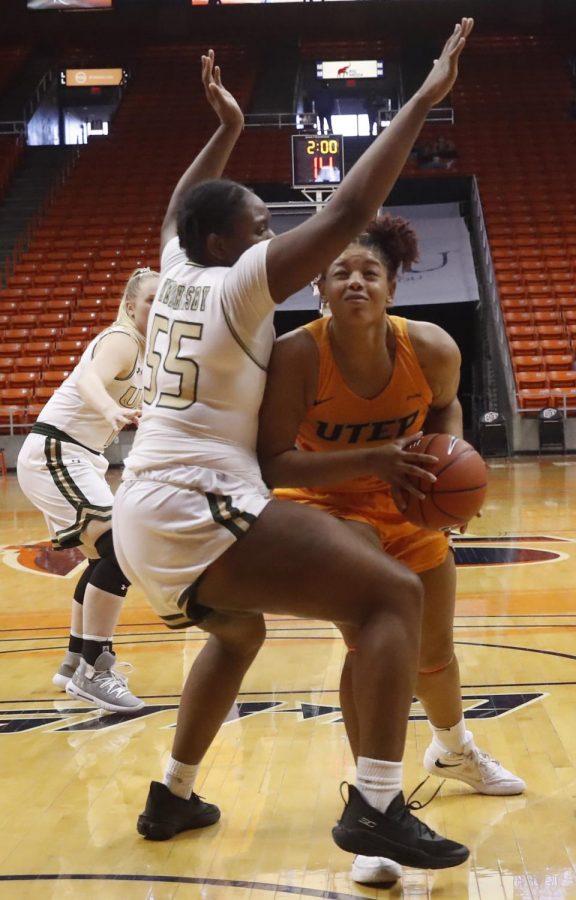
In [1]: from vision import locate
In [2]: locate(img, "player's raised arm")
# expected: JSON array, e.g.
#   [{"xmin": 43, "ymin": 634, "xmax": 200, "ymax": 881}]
[
  {"xmin": 160, "ymin": 49, "xmax": 245, "ymax": 254},
  {"xmin": 266, "ymin": 17, "xmax": 473, "ymax": 303}
]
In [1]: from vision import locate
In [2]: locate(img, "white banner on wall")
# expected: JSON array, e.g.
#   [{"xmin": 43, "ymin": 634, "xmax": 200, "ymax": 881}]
[
  {"xmin": 383, "ymin": 203, "xmax": 479, "ymax": 307},
  {"xmin": 273, "ymin": 202, "xmax": 478, "ymax": 311},
  {"xmin": 316, "ymin": 60, "xmax": 383, "ymax": 79}
]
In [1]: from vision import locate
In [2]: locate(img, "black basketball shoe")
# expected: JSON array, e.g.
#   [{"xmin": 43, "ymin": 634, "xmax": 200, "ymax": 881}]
[
  {"xmin": 137, "ymin": 781, "xmax": 221, "ymax": 841},
  {"xmin": 332, "ymin": 784, "xmax": 469, "ymax": 870}
]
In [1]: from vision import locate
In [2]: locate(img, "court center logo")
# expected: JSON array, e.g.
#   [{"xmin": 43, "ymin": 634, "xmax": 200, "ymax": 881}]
[{"xmin": 0, "ymin": 540, "xmax": 85, "ymax": 577}]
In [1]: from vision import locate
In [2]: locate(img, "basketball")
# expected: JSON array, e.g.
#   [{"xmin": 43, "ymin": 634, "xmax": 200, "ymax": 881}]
[{"xmin": 397, "ymin": 433, "xmax": 488, "ymax": 530}]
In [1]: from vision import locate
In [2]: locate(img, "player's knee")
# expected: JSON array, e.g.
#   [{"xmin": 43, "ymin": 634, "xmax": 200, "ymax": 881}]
[
  {"xmin": 209, "ymin": 612, "xmax": 266, "ymax": 657},
  {"xmin": 90, "ymin": 530, "xmax": 130, "ymax": 598},
  {"xmin": 354, "ymin": 565, "xmax": 422, "ymax": 631},
  {"xmin": 230, "ymin": 613, "xmax": 266, "ymax": 656},
  {"xmin": 73, "ymin": 559, "xmax": 98, "ymax": 605},
  {"xmin": 404, "ymin": 568, "xmax": 425, "ymax": 610},
  {"xmin": 241, "ymin": 614, "xmax": 266, "ymax": 655},
  {"xmin": 385, "ymin": 567, "xmax": 423, "ymax": 623}
]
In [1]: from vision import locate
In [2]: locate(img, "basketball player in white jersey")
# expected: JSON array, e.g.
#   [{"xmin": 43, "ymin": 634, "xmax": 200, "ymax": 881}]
[
  {"xmin": 114, "ymin": 25, "xmax": 475, "ymax": 869},
  {"xmin": 17, "ymin": 267, "xmax": 159, "ymax": 712}
]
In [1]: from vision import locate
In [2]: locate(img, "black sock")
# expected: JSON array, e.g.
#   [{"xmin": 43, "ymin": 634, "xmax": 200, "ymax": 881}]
[
  {"xmin": 82, "ymin": 638, "xmax": 114, "ymax": 666},
  {"xmin": 68, "ymin": 634, "xmax": 83, "ymax": 655}
]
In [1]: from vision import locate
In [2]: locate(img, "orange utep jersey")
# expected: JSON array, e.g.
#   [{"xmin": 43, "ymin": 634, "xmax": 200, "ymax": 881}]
[{"xmin": 285, "ymin": 314, "xmax": 433, "ymax": 494}]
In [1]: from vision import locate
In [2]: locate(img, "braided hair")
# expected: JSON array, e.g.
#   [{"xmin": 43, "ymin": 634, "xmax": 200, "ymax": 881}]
[{"xmin": 176, "ymin": 178, "xmax": 252, "ymax": 265}]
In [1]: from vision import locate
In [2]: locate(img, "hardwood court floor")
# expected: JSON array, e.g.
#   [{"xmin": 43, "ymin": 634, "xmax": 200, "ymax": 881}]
[{"xmin": 0, "ymin": 460, "xmax": 575, "ymax": 899}]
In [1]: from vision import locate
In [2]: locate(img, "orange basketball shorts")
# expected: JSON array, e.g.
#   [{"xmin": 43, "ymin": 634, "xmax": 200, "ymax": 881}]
[{"xmin": 275, "ymin": 486, "xmax": 449, "ymax": 575}]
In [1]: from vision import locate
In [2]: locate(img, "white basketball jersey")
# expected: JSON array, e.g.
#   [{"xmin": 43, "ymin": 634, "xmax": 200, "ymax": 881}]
[
  {"xmin": 123, "ymin": 237, "xmax": 276, "ymax": 486},
  {"xmin": 37, "ymin": 326, "xmax": 144, "ymax": 453}
]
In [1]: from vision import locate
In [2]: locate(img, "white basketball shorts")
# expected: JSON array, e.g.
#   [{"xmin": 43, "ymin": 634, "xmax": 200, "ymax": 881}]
[
  {"xmin": 17, "ymin": 431, "xmax": 113, "ymax": 549},
  {"xmin": 112, "ymin": 467, "xmax": 271, "ymax": 629}
]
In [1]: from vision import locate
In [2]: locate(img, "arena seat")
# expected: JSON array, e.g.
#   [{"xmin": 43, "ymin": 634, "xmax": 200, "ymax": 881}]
[
  {"xmin": 548, "ymin": 371, "xmax": 576, "ymax": 391},
  {"xmin": 513, "ymin": 356, "xmax": 544, "ymax": 372},
  {"xmin": 0, "ymin": 387, "xmax": 32, "ymax": 433},
  {"xmin": 542, "ymin": 354, "xmax": 573, "ymax": 371}
]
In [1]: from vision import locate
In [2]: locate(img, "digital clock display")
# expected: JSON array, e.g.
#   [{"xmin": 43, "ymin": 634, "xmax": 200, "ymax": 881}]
[{"xmin": 291, "ymin": 134, "xmax": 344, "ymax": 189}]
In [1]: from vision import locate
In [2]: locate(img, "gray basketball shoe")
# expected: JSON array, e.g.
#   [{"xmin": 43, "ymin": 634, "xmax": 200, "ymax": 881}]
[
  {"xmin": 66, "ymin": 651, "xmax": 145, "ymax": 713},
  {"xmin": 52, "ymin": 651, "xmax": 81, "ymax": 690}
]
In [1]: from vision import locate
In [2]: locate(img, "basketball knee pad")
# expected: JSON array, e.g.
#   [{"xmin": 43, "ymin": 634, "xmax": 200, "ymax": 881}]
[
  {"xmin": 90, "ymin": 530, "xmax": 130, "ymax": 598},
  {"xmin": 73, "ymin": 559, "xmax": 98, "ymax": 606},
  {"xmin": 418, "ymin": 654, "xmax": 454, "ymax": 676}
]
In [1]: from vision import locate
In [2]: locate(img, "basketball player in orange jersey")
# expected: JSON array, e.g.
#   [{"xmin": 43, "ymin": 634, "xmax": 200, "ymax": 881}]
[
  {"xmin": 257, "ymin": 215, "xmax": 525, "ymax": 886},
  {"xmin": 114, "ymin": 25, "xmax": 476, "ymax": 870}
]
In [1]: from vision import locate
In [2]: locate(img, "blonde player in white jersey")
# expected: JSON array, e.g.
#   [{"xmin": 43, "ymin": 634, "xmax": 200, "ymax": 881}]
[
  {"xmin": 114, "ymin": 25, "xmax": 475, "ymax": 870},
  {"xmin": 17, "ymin": 267, "xmax": 159, "ymax": 712}
]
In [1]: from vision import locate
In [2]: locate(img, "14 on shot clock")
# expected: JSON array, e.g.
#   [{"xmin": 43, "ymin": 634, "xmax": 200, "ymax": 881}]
[{"xmin": 291, "ymin": 134, "xmax": 344, "ymax": 189}]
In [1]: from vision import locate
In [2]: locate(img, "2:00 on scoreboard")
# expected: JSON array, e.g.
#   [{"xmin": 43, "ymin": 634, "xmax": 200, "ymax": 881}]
[{"xmin": 291, "ymin": 135, "xmax": 344, "ymax": 188}]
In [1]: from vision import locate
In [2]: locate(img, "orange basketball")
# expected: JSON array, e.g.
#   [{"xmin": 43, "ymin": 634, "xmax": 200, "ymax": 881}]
[{"xmin": 397, "ymin": 433, "xmax": 488, "ymax": 530}]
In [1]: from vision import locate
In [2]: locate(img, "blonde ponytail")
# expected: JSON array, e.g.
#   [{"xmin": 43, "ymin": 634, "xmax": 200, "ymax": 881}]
[{"xmin": 114, "ymin": 267, "xmax": 159, "ymax": 349}]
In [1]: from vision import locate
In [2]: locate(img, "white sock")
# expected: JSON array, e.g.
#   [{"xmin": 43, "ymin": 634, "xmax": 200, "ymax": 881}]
[
  {"xmin": 356, "ymin": 756, "xmax": 403, "ymax": 814},
  {"xmin": 163, "ymin": 756, "xmax": 199, "ymax": 800},
  {"xmin": 430, "ymin": 718, "xmax": 472, "ymax": 754}
]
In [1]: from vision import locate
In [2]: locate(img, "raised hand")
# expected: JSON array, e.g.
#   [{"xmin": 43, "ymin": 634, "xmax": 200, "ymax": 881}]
[
  {"xmin": 201, "ymin": 48, "xmax": 244, "ymax": 130},
  {"xmin": 417, "ymin": 17, "xmax": 474, "ymax": 108}
]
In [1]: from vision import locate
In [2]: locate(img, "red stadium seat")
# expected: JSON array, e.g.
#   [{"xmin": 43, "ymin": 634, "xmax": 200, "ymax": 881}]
[
  {"xmin": 507, "ymin": 325, "xmax": 538, "ymax": 341},
  {"xmin": 540, "ymin": 339, "xmax": 571, "ymax": 354},
  {"xmin": 14, "ymin": 356, "xmax": 45, "ymax": 372},
  {"xmin": 510, "ymin": 341, "xmax": 540, "ymax": 356},
  {"xmin": 64, "ymin": 326, "xmax": 94, "ymax": 340},
  {"xmin": 33, "ymin": 274, "xmax": 59, "ymax": 287},
  {"xmin": 47, "ymin": 355, "xmax": 80, "ymax": 370},
  {"xmin": 74, "ymin": 312, "xmax": 101, "ymax": 326},
  {"xmin": 11, "ymin": 315, "xmax": 36, "ymax": 328},
  {"xmin": 19, "ymin": 301, "xmax": 44, "ymax": 314},
  {"xmin": 513, "ymin": 355, "xmax": 544, "ymax": 372},
  {"xmin": 517, "ymin": 388, "xmax": 552, "ymax": 412},
  {"xmin": 0, "ymin": 387, "xmax": 32, "ymax": 432},
  {"xmin": 38, "ymin": 313, "xmax": 69, "ymax": 327},
  {"xmin": 536, "ymin": 325, "xmax": 565, "ymax": 339},
  {"xmin": 3, "ymin": 329, "xmax": 30, "ymax": 341},
  {"xmin": 542, "ymin": 354, "xmax": 573, "ymax": 371},
  {"xmin": 517, "ymin": 371, "xmax": 548, "ymax": 390},
  {"xmin": 34, "ymin": 328, "xmax": 60, "ymax": 340},
  {"xmin": 27, "ymin": 342, "xmax": 53, "ymax": 356},
  {"xmin": 549, "ymin": 388, "xmax": 576, "ymax": 413},
  {"xmin": 6, "ymin": 371, "xmax": 38, "ymax": 387},
  {"xmin": 0, "ymin": 343, "xmax": 23, "ymax": 358},
  {"xmin": 42, "ymin": 370, "xmax": 72, "ymax": 387},
  {"xmin": 548, "ymin": 371, "xmax": 576, "ymax": 391},
  {"xmin": 27, "ymin": 288, "xmax": 51, "ymax": 300},
  {"xmin": 504, "ymin": 311, "xmax": 533, "ymax": 326},
  {"xmin": 55, "ymin": 340, "xmax": 87, "ymax": 354},
  {"xmin": 33, "ymin": 386, "xmax": 56, "ymax": 402},
  {"xmin": 533, "ymin": 311, "xmax": 560, "ymax": 325}
]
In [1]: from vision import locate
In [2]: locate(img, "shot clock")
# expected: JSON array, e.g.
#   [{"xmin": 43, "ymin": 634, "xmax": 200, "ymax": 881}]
[{"xmin": 291, "ymin": 134, "xmax": 344, "ymax": 189}]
